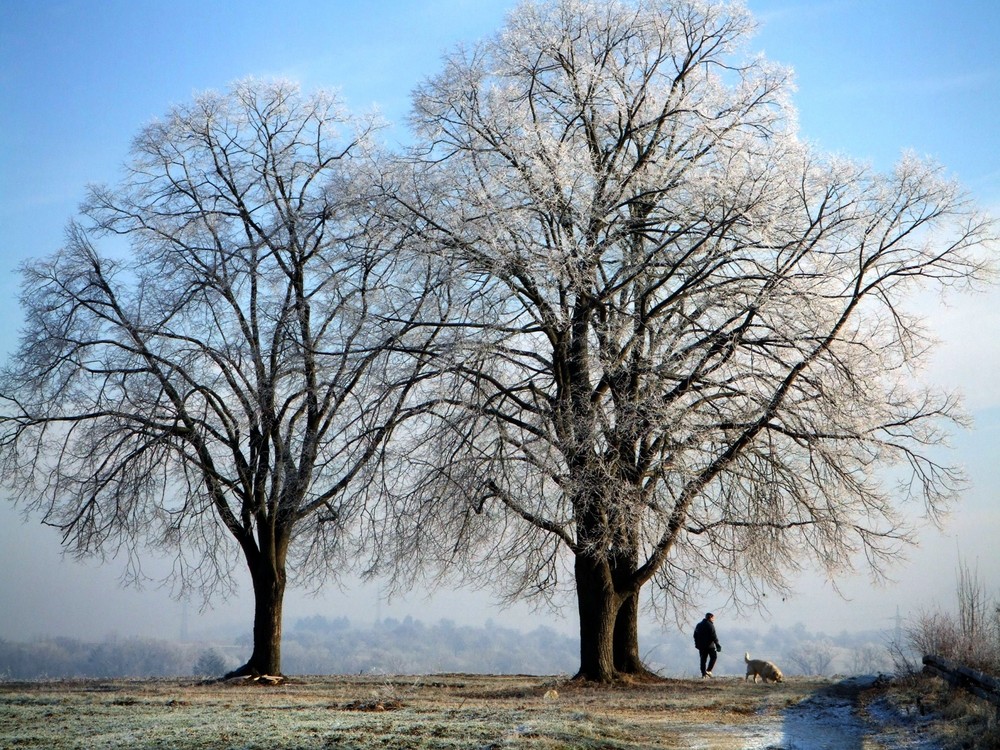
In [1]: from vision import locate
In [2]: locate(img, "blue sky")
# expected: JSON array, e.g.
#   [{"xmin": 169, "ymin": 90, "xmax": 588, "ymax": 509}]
[{"xmin": 1, "ymin": 0, "xmax": 998, "ymax": 648}]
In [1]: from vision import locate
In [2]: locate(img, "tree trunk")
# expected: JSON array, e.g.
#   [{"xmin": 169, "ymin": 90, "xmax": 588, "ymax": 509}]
[
  {"xmin": 612, "ymin": 591, "xmax": 660, "ymax": 677},
  {"xmin": 609, "ymin": 532, "xmax": 654, "ymax": 676},
  {"xmin": 612, "ymin": 591, "xmax": 642, "ymax": 673},
  {"xmin": 574, "ymin": 552, "xmax": 619, "ymax": 682},
  {"xmin": 227, "ymin": 553, "xmax": 287, "ymax": 677}
]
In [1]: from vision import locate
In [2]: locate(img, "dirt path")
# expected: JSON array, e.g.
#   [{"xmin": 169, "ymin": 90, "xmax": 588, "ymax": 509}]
[
  {"xmin": 736, "ymin": 678, "xmax": 872, "ymax": 750},
  {"xmin": 691, "ymin": 676, "xmax": 940, "ymax": 750}
]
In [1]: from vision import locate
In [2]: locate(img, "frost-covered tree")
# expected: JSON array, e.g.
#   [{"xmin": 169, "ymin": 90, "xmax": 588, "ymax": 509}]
[
  {"xmin": 380, "ymin": 0, "xmax": 996, "ymax": 681},
  {"xmin": 0, "ymin": 80, "xmax": 441, "ymax": 677}
]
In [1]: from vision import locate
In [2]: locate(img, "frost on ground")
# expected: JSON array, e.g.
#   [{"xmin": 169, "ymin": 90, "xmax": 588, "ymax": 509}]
[
  {"xmin": 716, "ymin": 676, "xmax": 944, "ymax": 750},
  {"xmin": 652, "ymin": 676, "xmax": 946, "ymax": 750},
  {"xmin": 0, "ymin": 673, "xmax": 953, "ymax": 749}
]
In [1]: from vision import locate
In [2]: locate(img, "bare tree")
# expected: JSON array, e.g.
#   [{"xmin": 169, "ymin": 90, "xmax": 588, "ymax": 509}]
[
  {"xmin": 379, "ymin": 0, "xmax": 996, "ymax": 681},
  {"xmin": 786, "ymin": 641, "xmax": 836, "ymax": 677},
  {"xmin": 907, "ymin": 559, "xmax": 1000, "ymax": 673},
  {"xmin": 956, "ymin": 558, "xmax": 992, "ymax": 651},
  {"xmin": 0, "ymin": 80, "xmax": 440, "ymax": 676},
  {"xmin": 847, "ymin": 643, "xmax": 891, "ymax": 677}
]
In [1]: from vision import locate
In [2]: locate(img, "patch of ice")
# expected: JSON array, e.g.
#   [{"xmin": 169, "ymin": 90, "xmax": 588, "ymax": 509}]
[{"xmin": 687, "ymin": 677, "xmax": 943, "ymax": 750}]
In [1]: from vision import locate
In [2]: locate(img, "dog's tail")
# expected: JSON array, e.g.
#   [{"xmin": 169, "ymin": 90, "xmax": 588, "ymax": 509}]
[{"xmin": 744, "ymin": 652, "xmax": 751, "ymax": 663}]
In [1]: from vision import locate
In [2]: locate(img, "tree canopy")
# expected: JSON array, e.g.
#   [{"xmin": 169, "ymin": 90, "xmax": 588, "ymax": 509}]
[
  {"xmin": 0, "ymin": 79, "xmax": 442, "ymax": 675},
  {"xmin": 375, "ymin": 0, "xmax": 996, "ymax": 680}
]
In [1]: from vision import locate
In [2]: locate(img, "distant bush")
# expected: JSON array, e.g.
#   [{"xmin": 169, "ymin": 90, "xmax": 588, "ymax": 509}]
[
  {"xmin": 193, "ymin": 648, "xmax": 229, "ymax": 677},
  {"xmin": 896, "ymin": 561, "xmax": 1000, "ymax": 677}
]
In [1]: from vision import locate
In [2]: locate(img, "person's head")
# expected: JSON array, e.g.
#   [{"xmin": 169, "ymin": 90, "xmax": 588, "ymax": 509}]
[{"xmin": 705, "ymin": 612, "xmax": 714, "ymax": 621}]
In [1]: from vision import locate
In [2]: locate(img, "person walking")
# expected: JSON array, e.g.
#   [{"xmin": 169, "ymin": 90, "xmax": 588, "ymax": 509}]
[{"xmin": 693, "ymin": 612, "xmax": 722, "ymax": 678}]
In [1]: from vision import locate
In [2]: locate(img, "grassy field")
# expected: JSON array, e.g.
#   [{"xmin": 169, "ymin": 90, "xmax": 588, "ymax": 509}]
[{"xmin": 0, "ymin": 671, "xmax": 974, "ymax": 749}]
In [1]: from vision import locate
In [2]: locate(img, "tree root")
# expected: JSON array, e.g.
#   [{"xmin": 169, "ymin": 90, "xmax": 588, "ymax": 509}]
[{"xmin": 221, "ymin": 663, "xmax": 286, "ymax": 685}]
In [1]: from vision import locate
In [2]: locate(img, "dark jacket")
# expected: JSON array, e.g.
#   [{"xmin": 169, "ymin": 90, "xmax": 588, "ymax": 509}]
[{"xmin": 693, "ymin": 618, "xmax": 721, "ymax": 651}]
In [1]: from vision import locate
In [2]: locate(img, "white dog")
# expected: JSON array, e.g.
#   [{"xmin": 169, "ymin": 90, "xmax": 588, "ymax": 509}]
[{"xmin": 745, "ymin": 652, "xmax": 784, "ymax": 683}]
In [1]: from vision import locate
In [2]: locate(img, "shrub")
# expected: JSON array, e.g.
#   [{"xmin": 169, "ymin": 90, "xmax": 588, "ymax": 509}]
[
  {"xmin": 898, "ymin": 559, "xmax": 1000, "ymax": 677},
  {"xmin": 193, "ymin": 649, "xmax": 229, "ymax": 678}
]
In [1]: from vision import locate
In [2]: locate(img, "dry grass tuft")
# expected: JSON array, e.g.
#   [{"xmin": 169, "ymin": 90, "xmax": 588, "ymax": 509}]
[
  {"xmin": 868, "ymin": 672, "xmax": 1000, "ymax": 750},
  {"xmin": 341, "ymin": 697, "xmax": 405, "ymax": 712}
]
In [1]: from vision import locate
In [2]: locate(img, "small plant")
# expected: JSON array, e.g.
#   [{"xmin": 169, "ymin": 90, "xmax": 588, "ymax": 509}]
[
  {"xmin": 903, "ymin": 560, "xmax": 1000, "ymax": 677},
  {"xmin": 193, "ymin": 649, "xmax": 228, "ymax": 678}
]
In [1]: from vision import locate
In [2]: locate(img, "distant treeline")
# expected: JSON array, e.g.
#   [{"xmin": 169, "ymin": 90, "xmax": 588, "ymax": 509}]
[
  {"xmin": 0, "ymin": 634, "xmax": 206, "ymax": 680},
  {"xmin": 0, "ymin": 617, "xmax": 578, "ymax": 680},
  {"xmin": 0, "ymin": 616, "xmax": 897, "ymax": 680}
]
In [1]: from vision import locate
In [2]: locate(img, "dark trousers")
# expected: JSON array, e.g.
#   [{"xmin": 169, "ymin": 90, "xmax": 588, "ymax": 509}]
[{"xmin": 698, "ymin": 648, "xmax": 718, "ymax": 676}]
